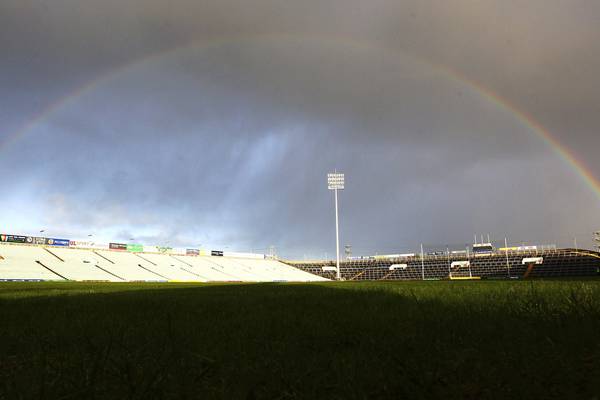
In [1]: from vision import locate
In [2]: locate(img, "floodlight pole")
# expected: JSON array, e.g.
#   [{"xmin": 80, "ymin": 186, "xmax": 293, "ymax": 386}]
[
  {"xmin": 420, "ymin": 243, "xmax": 425, "ymax": 280},
  {"xmin": 505, "ymin": 237, "xmax": 510, "ymax": 278},
  {"xmin": 334, "ymin": 187, "xmax": 340, "ymax": 280},
  {"xmin": 327, "ymin": 172, "xmax": 345, "ymax": 281}
]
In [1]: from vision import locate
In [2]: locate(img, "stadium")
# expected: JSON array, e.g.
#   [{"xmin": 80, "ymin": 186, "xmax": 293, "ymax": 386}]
[
  {"xmin": 2, "ymin": 234, "xmax": 600, "ymax": 399},
  {"xmin": 2, "ymin": 233, "xmax": 599, "ymax": 282},
  {"xmin": 3, "ymin": 1, "xmax": 600, "ymax": 398},
  {"xmin": 0, "ymin": 234, "xmax": 327, "ymax": 283}
]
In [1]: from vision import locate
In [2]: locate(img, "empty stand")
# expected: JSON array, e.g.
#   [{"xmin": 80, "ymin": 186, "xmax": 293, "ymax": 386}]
[
  {"xmin": 94, "ymin": 250, "xmax": 168, "ymax": 281},
  {"xmin": 0, "ymin": 244, "xmax": 327, "ymax": 282},
  {"xmin": 0, "ymin": 245, "xmax": 66, "ymax": 281},
  {"xmin": 135, "ymin": 253, "xmax": 207, "ymax": 282},
  {"xmin": 237, "ymin": 258, "xmax": 329, "ymax": 282},
  {"xmin": 43, "ymin": 247, "xmax": 123, "ymax": 281},
  {"xmin": 170, "ymin": 255, "xmax": 241, "ymax": 281},
  {"xmin": 200, "ymin": 257, "xmax": 264, "ymax": 282},
  {"xmin": 289, "ymin": 249, "xmax": 600, "ymax": 281}
]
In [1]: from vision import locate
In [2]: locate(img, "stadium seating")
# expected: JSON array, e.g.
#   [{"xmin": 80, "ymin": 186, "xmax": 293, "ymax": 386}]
[
  {"xmin": 42, "ymin": 247, "xmax": 123, "ymax": 281},
  {"xmin": 289, "ymin": 249, "xmax": 600, "ymax": 281},
  {"xmin": 243, "ymin": 258, "xmax": 329, "ymax": 281},
  {"xmin": 208, "ymin": 257, "xmax": 273, "ymax": 281},
  {"xmin": 94, "ymin": 250, "xmax": 180, "ymax": 281},
  {"xmin": 4, "ymin": 242, "xmax": 598, "ymax": 282},
  {"xmin": 131, "ymin": 253, "xmax": 207, "ymax": 282},
  {"xmin": 169, "ymin": 255, "xmax": 245, "ymax": 281},
  {"xmin": 0, "ymin": 245, "xmax": 66, "ymax": 281},
  {"xmin": 0, "ymin": 243, "xmax": 327, "ymax": 282}
]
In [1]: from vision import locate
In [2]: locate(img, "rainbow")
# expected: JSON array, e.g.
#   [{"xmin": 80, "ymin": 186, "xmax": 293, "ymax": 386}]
[
  {"xmin": 446, "ymin": 71, "xmax": 600, "ymax": 199},
  {"xmin": 2, "ymin": 34, "xmax": 599, "ymax": 197}
]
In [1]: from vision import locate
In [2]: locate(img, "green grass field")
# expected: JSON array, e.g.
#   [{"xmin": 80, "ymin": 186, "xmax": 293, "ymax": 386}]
[{"xmin": 1, "ymin": 280, "xmax": 599, "ymax": 399}]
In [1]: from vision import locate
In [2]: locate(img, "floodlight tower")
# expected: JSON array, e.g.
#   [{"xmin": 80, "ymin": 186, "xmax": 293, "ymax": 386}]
[{"xmin": 328, "ymin": 171, "xmax": 345, "ymax": 280}]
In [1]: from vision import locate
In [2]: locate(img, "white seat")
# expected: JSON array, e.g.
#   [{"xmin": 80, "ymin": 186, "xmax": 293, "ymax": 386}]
[
  {"xmin": 94, "ymin": 250, "xmax": 169, "ymax": 281},
  {"xmin": 0, "ymin": 245, "xmax": 66, "ymax": 281},
  {"xmin": 43, "ymin": 247, "xmax": 123, "ymax": 281}
]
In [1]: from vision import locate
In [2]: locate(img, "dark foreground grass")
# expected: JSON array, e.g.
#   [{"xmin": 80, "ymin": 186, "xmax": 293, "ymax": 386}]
[{"xmin": 1, "ymin": 280, "xmax": 599, "ymax": 399}]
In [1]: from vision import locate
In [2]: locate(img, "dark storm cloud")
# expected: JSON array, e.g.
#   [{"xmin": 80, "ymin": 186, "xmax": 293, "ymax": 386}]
[{"xmin": 1, "ymin": 0, "xmax": 599, "ymax": 256}]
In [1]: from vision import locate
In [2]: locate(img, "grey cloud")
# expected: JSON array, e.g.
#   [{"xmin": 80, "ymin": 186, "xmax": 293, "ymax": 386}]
[{"xmin": 1, "ymin": 0, "xmax": 599, "ymax": 257}]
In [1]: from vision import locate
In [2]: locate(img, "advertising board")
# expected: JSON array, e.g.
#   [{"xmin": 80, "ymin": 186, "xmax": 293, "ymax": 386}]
[
  {"xmin": 522, "ymin": 257, "xmax": 543, "ymax": 265},
  {"xmin": 211, "ymin": 250, "xmax": 224, "ymax": 257},
  {"xmin": 374, "ymin": 254, "xmax": 401, "ymax": 260},
  {"xmin": 186, "ymin": 249, "xmax": 200, "ymax": 256},
  {"xmin": 1, "ymin": 235, "xmax": 27, "ymax": 243},
  {"xmin": 45, "ymin": 238, "xmax": 70, "ymax": 246},
  {"xmin": 69, "ymin": 241, "xmax": 95, "ymax": 248},
  {"xmin": 171, "ymin": 247, "xmax": 186, "ymax": 255},
  {"xmin": 127, "ymin": 244, "xmax": 143, "ymax": 253},
  {"xmin": 32, "ymin": 237, "xmax": 46, "ymax": 245},
  {"xmin": 109, "ymin": 243, "xmax": 127, "ymax": 251},
  {"xmin": 143, "ymin": 245, "xmax": 159, "ymax": 253}
]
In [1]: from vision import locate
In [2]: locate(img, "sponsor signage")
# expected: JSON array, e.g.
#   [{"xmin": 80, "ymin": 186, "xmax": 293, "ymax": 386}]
[
  {"xmin": 69, "ymin": 240, "xmax": 95, "ymax": 248},
  {"xmin": 522, "ymin": 257, "xmax": 543, "ymax": 265},
  {"xmin": 2, "ymin": 235, "xmax": 28, "ymax": 243},
  {"xmin": 451, "ymin": 261, "xmax": 471, "ymax": 268},
  {"xmin": 45, "ymin": 238, "xmax": 69, "ymax": 246},
  {"xmin": 143, "ymin": 245, "xmax": 159, "ymax": 253},
  {"xmin": 0, "ymin": 235, "xmax": 27, "ymax": 243},
  {"xmin": 521, "ymin": 246, "xmax": 536, "ymax": 250},
  {"xmin": 211, "ymin": 250, "xmax": 224, "ymax": 257},
  {"xmin": 170, "ymin": 247, "xmax": 186, "ymax": 255},
  {"xmin": 33, "ymin": 237, "xmax": 46, "ymax": 245},
  {"xmin": 127, "ymin": 244, "xmax": 143, "ymax": 253},
  {"xmin": 109, "ymin": 243, "xmax": 127, "ymax": 251},
  {"xmin": 186, "ymin": 248, "xmax": 200, "ymax": 256}
]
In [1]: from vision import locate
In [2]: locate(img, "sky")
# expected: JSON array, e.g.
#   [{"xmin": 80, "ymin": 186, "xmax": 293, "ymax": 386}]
[{"xmin": 1, "ymin": 0, "xmax": 599, "ymax": 258}]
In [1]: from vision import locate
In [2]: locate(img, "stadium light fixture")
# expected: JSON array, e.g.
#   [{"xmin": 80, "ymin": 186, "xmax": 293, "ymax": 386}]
[
  {"xmin": 327, "ymin": 171, "xmax": 344, "ymax": 280},
  {"xmin": 504, "ymin": 237, "xmax": 510, "ymax": 278}
]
